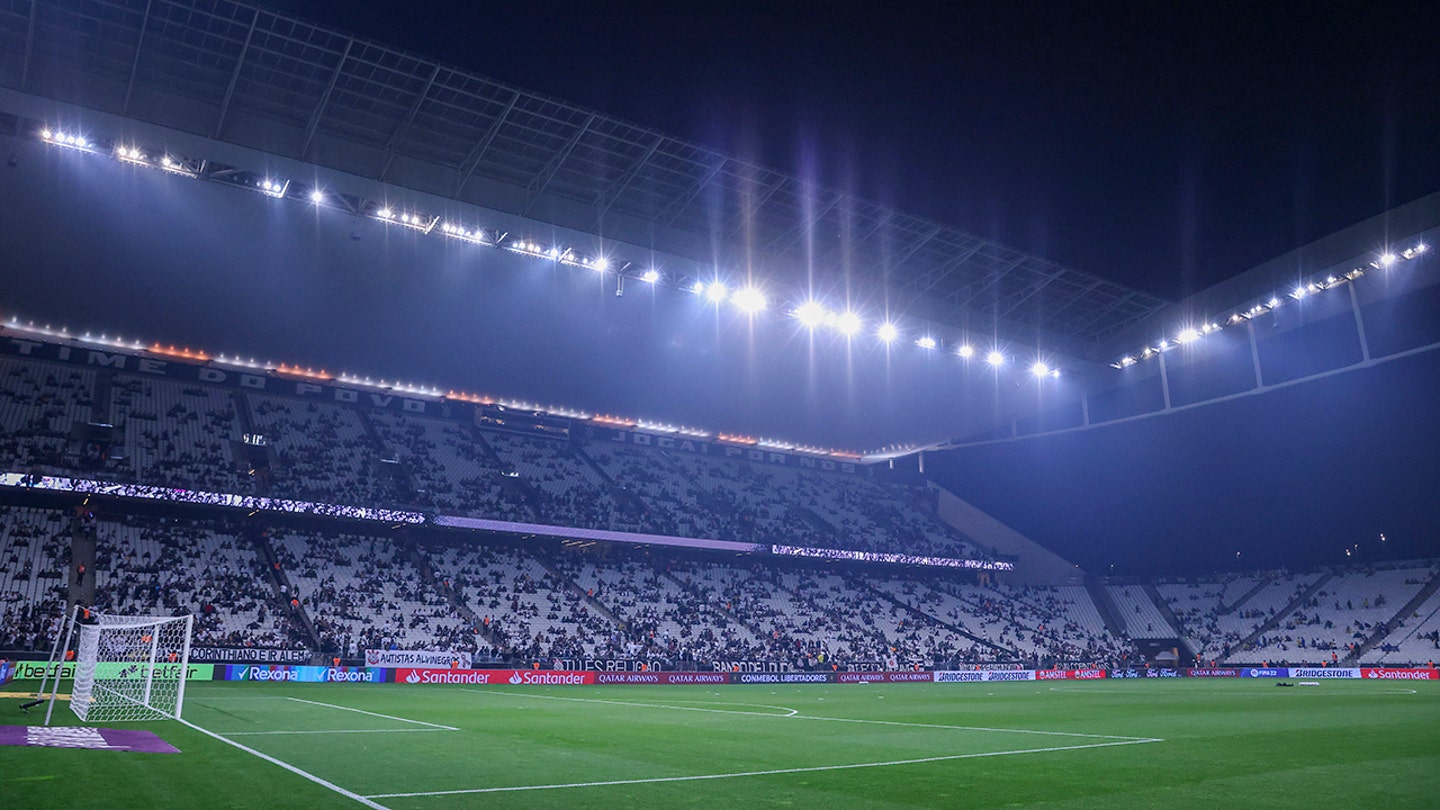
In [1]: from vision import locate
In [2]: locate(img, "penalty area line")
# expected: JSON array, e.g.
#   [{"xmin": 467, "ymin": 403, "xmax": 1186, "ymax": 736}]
[
  {"xmin": 178, "ymin": 718, "xmax": 390, "ymax": 810},
  {"xmin": 365, "ymin": 737, "xmax": 1165, "ymax": 799},
  {"xmin": 285, "ymin": 697, "xmax": 459, "ymax": 730}
]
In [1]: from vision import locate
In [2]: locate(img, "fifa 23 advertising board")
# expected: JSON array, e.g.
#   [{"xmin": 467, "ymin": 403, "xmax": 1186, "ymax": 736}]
[{"xmin": 395, "ymin": 668, "xmax": 597, "ymax": 686}]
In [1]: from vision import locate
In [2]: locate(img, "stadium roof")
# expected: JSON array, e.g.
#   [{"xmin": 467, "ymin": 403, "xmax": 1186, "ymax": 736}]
[{"xmin": 0, "ymin": 0, "xmax": 1170, "ymax": 352}]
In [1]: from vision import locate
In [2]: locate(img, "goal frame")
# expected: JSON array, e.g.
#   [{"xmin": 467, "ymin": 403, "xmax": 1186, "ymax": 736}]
[{"xmin": 38, "ymin": 605, "xmax": 195, "ymax": 725}]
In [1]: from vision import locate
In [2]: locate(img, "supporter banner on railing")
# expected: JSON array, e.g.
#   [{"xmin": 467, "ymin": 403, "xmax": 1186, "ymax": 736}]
[
  {"xmin": 0, "ymin": 659, "xmax": 13, "ymax": 686},
  {"xmin": 0, "ymin": 337, "xmax": 449, "ymax": 417},
  {"xmin": 1035, "ymin": 669, "xmax": 1108, "ymax": 680},
  {"xmin": 365, "ymin": 650, "xmax": 473, "ymax": 669},
  {"xmin": 594, "ymin": 672, "xmax": 733, "ymax": 685},
  {"xmin": 934, "ymin": 670, "xmax": 1037, "ymax": 683},
  {"xmin": 395, "ymin": 668, "xmax": 596, "ymax": 686},
  {"xmin": 221, "ymin": 665, "xmax": 386, "ymax": 683},
  {"xmin": 1184, "ymin": 668, "xmax": 1241, "ymax": 677},
  {"xmin": 0, "ymin": 473, "xmax": 426, "ymax": 524},
  {"xmin": 189, "ymin": 647, "xmax": 312, "ymax": 664},
  {"xmin": 771, "ymin": 544, "xmax": 1015, "ymax": 572},
  {"xmin": 7, "ymin": 661, "xmax": 216, "ymax": 681},
  {"xmin": 1289, "ymin": 667, "xmax": 1360, "ymax": 679},
  {"xmin": 556, "ymin": 658, "xmax": 669, "ymax": 672},
  {"xmin": 433, "ymin": 514, "xmax": 763, "ymax": 553},
  {"xmin": 835, "ymin": 671, "xmax": 935, "ymax": 684},
  {"xmin": 1238, "ymin": 667, "xmax": 1290, "ymax": 678},
  {"xmin": 1361, "ymin": 668, "xmax": 1439, "ymax": 680}
]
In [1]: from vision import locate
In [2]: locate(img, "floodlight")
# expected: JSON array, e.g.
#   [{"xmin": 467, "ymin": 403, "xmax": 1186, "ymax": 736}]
[
  {"xmin": 835, "ymin": 311, "xmax": 862, "ymax": 336},
  {"xmin": 309, "ymin": 189, "xmax": 324, "ymax": 203},
  {"xmin": 1030, "ymin": 361, "xmax": 1050, "ymax": 377},
  {"xmin": 692, "ymin": 280, "xmax": 707, "ymax": 295},
  {"xmin": 705, "ymin": 281, "xmax": 730, "ymax": 303},
  {"xmin": 986, "ymin": 350, "xmax": 1005, "ymax": 367},
  {"xmin": 794, "ymin": 301, "xmax": 828, "ymax": 328},
  {"xmin": 876, "ymin": 323, "xmax": 899, "ymax": 343},
  {"xmin": 594, "ymin": 258, "xmax": 610, "ymax": 271},
  {"xmin": 1177, "ymin": 327, "xmax": 1201, "ymax": 344},
  {"xmin": 915, "ymin": 336, "xmax": 937, "ymax": 349},
  {"xmin": 732, "ymin": 286, "xmax": 766, "ymax": 312},
  {"xmin": 377, "ymin": 208, "xmax": 394, "ymax": 218},
  {"xmin": 1415, "ymin": 244, "xmax": 1427, "ymax": 254},
  {"xmin": 641, "ymin": 269, "xmax": 660, "ymax": 283},
  {"xmin": 957, "ymin": 344, "xmax": 974, "ymax": 358},
  {"xmin": 1267, "ymin": 298, "xmax": 1279, "ymax": 308},
  {"xmin": 1380, "ymin": 253, "xmax": 1397, "ymax": 267}
]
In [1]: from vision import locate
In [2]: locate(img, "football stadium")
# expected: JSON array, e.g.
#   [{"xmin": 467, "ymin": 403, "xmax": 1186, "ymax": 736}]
[{"xmin": 1, "ymin": 2, "xmax": 1438, "ymax": 807}]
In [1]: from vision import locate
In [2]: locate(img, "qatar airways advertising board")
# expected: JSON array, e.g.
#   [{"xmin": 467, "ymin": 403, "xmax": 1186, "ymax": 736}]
[
  {"xmin": 593, "ymin": 672, "xmax": 733, "ymax": 685},
  {"xmin": 395, "ymin": 668, "xmax": 597, "ymax": 686},
  {"xmin": 835, "ymin": 671, "xmax": 935, "ymax": 684}
]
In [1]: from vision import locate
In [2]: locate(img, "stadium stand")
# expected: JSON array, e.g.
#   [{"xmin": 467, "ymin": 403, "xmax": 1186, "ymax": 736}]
[{"xmin": 1, "ymin": 349, "xmax": 1437, "ymax": 671}]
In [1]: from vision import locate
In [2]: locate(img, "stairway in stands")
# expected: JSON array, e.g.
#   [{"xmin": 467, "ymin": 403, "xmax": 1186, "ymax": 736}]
[{"xmin": 1348, "ymin": 566, "xmax": 1440, "ymax": 662}]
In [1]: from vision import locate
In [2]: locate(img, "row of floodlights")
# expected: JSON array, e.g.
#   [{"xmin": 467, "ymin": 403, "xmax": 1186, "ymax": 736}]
[
  {"xmin": 38, "ymin": 123, "xmax": 1060, "ymax": 379},
  {"xmin": 1112, "ymin": 243, "xmax": 1429, "ymax": 368}
]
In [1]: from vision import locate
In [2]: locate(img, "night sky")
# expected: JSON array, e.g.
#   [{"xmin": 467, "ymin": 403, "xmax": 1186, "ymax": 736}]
[{"xmin": 264, "ymin": 1, "xmax": 1440, "ymax": 299}]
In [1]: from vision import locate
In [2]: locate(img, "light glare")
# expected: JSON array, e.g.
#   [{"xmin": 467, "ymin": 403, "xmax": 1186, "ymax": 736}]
[
  {"xmin": 877, "ymin": 323, "xmax": 899, "ymax": 343},
  {"xmin": 986, "ymin": 350, "xmax": 1005, "ymax": 367}
]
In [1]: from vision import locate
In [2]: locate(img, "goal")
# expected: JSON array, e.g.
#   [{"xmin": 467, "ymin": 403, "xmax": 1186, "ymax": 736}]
[{"xmin": 39, "ymin": 607, "xmax": 194, "ymax": 724}]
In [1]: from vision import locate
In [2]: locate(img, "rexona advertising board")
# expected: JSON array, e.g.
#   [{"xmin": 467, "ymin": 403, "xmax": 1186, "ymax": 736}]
[
  {"xmin": 9, "ymin": 661, "xmax": 215, "ymax": 681},
  {"xmin": 934, "ymin": 670, "xmax": 1037, "ymax": 683},
  {"xmin": 395, "ymin": 669, "xmax": 596, "ymax": 686},
  {"xmin": 222, "ymin": 665, "xmax": 386, "ymax": 683},
  {"xmin": 1360, "ymin": 668, "xmax": 1439, "ymax": 680}
]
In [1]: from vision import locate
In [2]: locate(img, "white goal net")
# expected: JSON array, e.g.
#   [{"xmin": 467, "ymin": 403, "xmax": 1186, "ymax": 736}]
[{"xmin": 68, "ymin": 611, "xmax": 194, "ymax": 723}]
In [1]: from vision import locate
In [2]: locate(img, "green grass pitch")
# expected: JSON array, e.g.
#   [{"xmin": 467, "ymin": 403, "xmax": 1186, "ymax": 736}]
[{"xmin": 3, "ymin": 679, "xmax": 1438, "ymax": 808}]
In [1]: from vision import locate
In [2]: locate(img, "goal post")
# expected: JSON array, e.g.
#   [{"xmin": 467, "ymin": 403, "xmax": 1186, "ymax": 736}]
[{"xmin": 42, "ymin": 608, "xmax": 194, "ymax": 725}]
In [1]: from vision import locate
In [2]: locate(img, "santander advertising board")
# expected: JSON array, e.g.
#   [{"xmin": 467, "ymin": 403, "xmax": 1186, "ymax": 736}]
[{"xmin": 395, "ymin": 668, "xmax": 596, "ymax": 686}]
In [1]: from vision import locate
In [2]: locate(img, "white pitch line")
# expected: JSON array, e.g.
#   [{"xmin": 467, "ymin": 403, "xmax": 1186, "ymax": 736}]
[
  {"xmin": 463, "ymin": 689, "xmax": 1142, "ymax": 739},
  {"xmin": 225, "ymin": 728, "xmax": 454, "ymax": 736},
  {"xmin": 461, "ymin": 689, "xmax": 799, "ymax": 718},
  {"xmin": 178, "ymin": 718, "xmax": 391, "ymax": 810},
  {"xmin": 365, "ymin": 737, "xmax": 1164, "ymax": 799},
  {"xmin": 285, "ymin": 697, "xmax": 459, "ymax": 730}
]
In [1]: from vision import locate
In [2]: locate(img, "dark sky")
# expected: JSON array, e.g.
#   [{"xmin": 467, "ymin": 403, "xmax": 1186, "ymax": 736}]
[{"xmin": 263, "ymin": 0, "xmax": 1440, "ymax": 300}]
